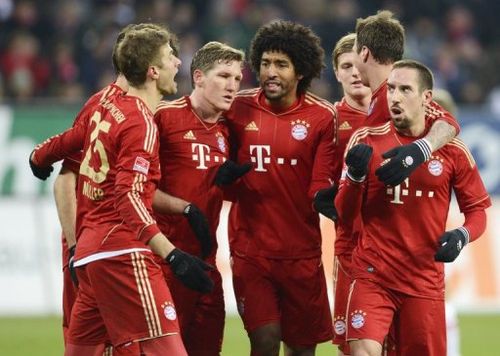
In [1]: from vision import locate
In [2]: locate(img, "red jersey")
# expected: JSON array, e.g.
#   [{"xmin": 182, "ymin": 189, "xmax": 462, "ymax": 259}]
[
  {"xmin": 61, "ymin": 84, "xmax": 124, "ymax": 173},
  {"xmin": 33, "ymin": 94, "xmax": 162, "ymax": 264},
  {"xmin": 154, "ymin": 96, "xmax": 230, "ymax": 261},
  {"xmin": 366, "ymin": 80, "xmax": 461, "ymax": 134},
  {"xmin": 225, "ymin": 88, "xmax": 337, "ymax": 259},
  {"xmin": 58, "ymin": 83, "xmax": 125, "ymax": 267},
  {"xmin": 332, "ymin": 98, "xmax": 367, "ymax": 184},
  {"xmin": 336, "ymin": 121, "xmax": 491, "ymax": 299},
  {"xmin": 332, "ymin": 97, "xmax": 367, "ymax": 256}
]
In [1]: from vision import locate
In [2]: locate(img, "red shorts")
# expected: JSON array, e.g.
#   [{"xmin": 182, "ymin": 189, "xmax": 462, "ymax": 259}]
[
  {"xmin": 231, "ymin": 253, "xmax": 332, "ymax": 347},
  {"xmin": 62, "ymin": 265, "xmax": 78, "ymax": 345},
  {"xmin": 332, "ymin": 254, "xmax": 353, "ymax": 353},
  {"xmin": 346, "ymin": 278, "xmax": 445, "ymax": 355},
  {"xmin": 67, "ymin": 251, "xmax": 180, "ymax": 347},
  {"xmin": 162, "ymin": 262, "xmax": 225, "ymax": 355}
]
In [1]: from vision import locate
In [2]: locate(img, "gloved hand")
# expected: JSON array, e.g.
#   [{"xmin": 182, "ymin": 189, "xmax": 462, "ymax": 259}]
[
  {"xmin": 166, "ymin": 248, "xmax": 214, "ymax": 293},
  {"xmin": 68, "ymin": 245, "xmax": 78, "ymax": 287},
  {"xmin": 29, "ymin": 150, "xmax": 53, "ymax": 180},
  {"xmin": 434, "ymin": 228, "xmax": 468, "ymax": 263},
  {"xmin": 214, "ymin": 160, "xmax": 252, "ymax": 186},
  {"xmin": 313, "ymin": 185, "xmax": 338, "ymax": 221},
  {"xmin": 375, "ymin": 139, "xmax": 432, "ymax": 186},
  {"xmin": 345, "ymin": 143, "xmax": 373, "ymax": 181},
  {"xmin": 183, "ymin": 203, "xmax": 213, "ymax": 258}
]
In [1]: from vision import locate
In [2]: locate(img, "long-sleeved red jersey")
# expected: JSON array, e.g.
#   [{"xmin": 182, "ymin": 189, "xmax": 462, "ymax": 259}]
[
  {"xmin": 225, "ymin": 88, "xmax": 338, "ymax": 259},
  {"xmin": 154, "ymin": 96, "xmax": 230, "ymax": 261},
  {"xmin": 33, "ymin": 93, "xmax": 162, "ymax": 265},
  {"xmin": 336, "ymin": 121, "xmax": 491, "ymax": 299}
]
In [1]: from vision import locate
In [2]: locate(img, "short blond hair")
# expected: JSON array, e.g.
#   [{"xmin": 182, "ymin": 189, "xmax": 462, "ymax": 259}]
[
  {"xmin": 332, "ymin": 33, "xmax": 356, "ymax": 70},
  {"xmin": 190, "ymin": 41, "xmax": 245, "ymax": 88}
]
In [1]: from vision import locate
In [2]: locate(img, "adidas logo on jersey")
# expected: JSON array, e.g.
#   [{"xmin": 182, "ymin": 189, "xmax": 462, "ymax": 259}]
[
  {"xmin": 183, "ymin": 130, "xmax": 196, "ymax": 140},
  {"xmin": 245, "ymin": 121, "xmax": 259, "ymax": 131},
  {"xmin": 339, "ymin": 121, "xmax": 352, "ymax": 130}
]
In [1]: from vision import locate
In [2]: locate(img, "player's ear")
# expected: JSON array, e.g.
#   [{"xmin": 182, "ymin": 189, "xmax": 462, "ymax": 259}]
[
  {"xmin": 192, "ymin": 69, "xmax": 204, "ymax": 87},
  {"xmin": 148, "ymin": 65, "xmax": 160, "ymax": 80},
  {"xmin": 423, "ymin": 89, "xmax": 433, "ymax": 106},
  {"xmin": 360, "ymin": 46, "xmax": 369, "ymax": 63}
]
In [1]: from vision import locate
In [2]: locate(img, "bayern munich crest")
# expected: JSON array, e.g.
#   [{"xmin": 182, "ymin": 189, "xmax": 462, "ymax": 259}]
[
  {"xmin": 350, "ymin": 310, "xmax": 367, "ymax": 329},
  {"xmin": 290, "ymin": 119, "xmax": 310, "ymax": 141},
  {"xmin": 428, "ymin": 157, "xmax": 444, "ymax": 176},
  {"xmin": 334, "ymin": 317, "xmax": 347, "ymax": 335},
  {"xmin": 162, "ymin": 302, "xmax": 177, "ymax": 321},
  {"xmin": 216, "ymin": 132, "xmax": 226, "ymax": 153}
]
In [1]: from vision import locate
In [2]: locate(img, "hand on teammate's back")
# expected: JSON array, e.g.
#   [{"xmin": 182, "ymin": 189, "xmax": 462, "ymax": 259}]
[
  {"xmin": 375, "ymin": 139, "xmax": 431, "ymax": 186},
  {"xmin": 183, "ymin": 203, "xmax": 213, "ymax": 258},
  {"xmin": 29, "ymin": 150, "xmax": 54, "ymax": 180},
  {"xmin": 214, "ymin": 160, "xmax": 252, "ymax": 186},
  {"xmin": 345, "ymin": 143, "xmax": 373, "ymax": 182},
  {"xmin": 313, "ymin": 185, "xmax": 338, "ymax": 221},
  {"xmin": 166, "ymin": 248, "xmax": 214, "ymax": 293}
]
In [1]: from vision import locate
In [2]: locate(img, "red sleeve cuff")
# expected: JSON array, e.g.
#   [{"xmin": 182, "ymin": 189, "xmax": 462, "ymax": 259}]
[{"xmin": 138, "ymin": 224, "xmax": 162, "ymax": 244}]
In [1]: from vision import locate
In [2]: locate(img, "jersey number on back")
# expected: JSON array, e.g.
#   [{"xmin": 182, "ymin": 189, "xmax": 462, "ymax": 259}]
[{"xmin": 79, "ymin": 111, "xmax": 111, "ymax": 183}]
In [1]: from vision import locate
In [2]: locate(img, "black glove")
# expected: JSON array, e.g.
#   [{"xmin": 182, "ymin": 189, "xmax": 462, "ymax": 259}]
[
  {"xmin": 29, "ymin": 150, "xmax": 53, "ymax": 180},
  {"xmin": 214, "ymin": 160, "xmax": 252, "ymax": 186},
  {"xmin": 166, "ymin": 248, "xmax": 214, "ymax": 293},
  {"xmin": 345, "ymin": 143, "xmax": 373, "ymax": 181},
  {"xmin": 183, "ymin": 203, "xmax": 213, "ymax": 258},
  {"xmin": 375, "ymin": 139, "xmax": 432, "ymax": 187},
  {"xmin": 434, "ymin": 228, "xmax": 468, "ymax": 263},
  {"xmin": 313, "ymin": 185, "xmax": 338, "ymax": 221},
  {"xmin": 68, "ymin": 245, "xmax": 78, "ymax": 287}
]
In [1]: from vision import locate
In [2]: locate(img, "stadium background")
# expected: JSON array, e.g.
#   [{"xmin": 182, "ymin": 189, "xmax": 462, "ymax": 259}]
[{"xmin": 0, "ymin": 0, "xmax": 499, "ymax": 354}]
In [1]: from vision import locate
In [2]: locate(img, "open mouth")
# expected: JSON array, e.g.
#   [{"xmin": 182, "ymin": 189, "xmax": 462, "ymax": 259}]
[
  {"xmin": 265, "ymin": 81, "xmax": 280, "ymax": 90},
  {"xmin": 391, "ymin": 106, "xmax": 403, "ymax": 115}
]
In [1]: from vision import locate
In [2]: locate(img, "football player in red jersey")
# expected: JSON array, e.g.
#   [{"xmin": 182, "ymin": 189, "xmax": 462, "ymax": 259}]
[
  {"xmin": 336, "ymin": 60, "xmax": 491, "ymax": 355},
  {"xmin": 224, "ymin": 20, "xmax": 337, "ymax": 355},
  {"xmin": 30, "ymin": 25, "xmax": 214, "ymax": 355},
  {"xmin": 353, "ymin": 10, "xmax": 461, "ymax": 187},
  {"xmin": 153, "ymin": 41, "xmax": 248, "ymax": 356},
  {"xmin": 330, "ymin": 33, "xmax": 371, "ymax": 356},
  {"xmin": 48, "ymin": 23, "xmax": 166, "ymax": 350}
]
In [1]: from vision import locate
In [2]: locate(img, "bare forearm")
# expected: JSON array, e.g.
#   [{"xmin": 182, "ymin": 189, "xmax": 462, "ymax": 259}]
[
  {"xmin": 424, "ymin": 120, "xmax": 457, "ymax": 152},
  {"xmin": 147, "ymin": 233, "xmax": 176, "ymax": 258},
  {"xmin": 153, "ymin": 189, "xmax": 189, "ymax": 214},
  {"xmin": 53, "ymin": 168, "xmax": 77, "ymax": 247}
]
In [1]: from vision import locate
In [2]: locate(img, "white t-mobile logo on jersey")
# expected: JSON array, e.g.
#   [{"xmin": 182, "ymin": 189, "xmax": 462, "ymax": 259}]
[
  {"xmin": 249, "ymin": 145, "xmax": 299, "ymax": 172},
  {"xmin": 250, "ymin": 145, "xmax": 271, "ymax": 172},
  {"xmin": 192, "ymin": 143, "xmax": 211, "ymax": 169},
  {"xmin": 191, "ymin": 143, "xmax": 226, "ymax": 169},
  {"xmin": 387, "ymin": 178, "xmax": 435, "ymax": 204}
]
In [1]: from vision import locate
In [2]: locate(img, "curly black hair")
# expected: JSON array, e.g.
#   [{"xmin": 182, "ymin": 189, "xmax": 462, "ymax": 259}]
[{"xmin": 249, "ymin": 20, "xmax": 325, "ymax": 94}]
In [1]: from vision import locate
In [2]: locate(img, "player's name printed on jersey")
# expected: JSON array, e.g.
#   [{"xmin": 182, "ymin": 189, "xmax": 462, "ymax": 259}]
[
  {"xmin": 249, "ymin": 144, "xmax": 298, "ymax": 172},
  {"xmin": 82, "ymin": 180, "xmax": 104, "ymax": 201}
]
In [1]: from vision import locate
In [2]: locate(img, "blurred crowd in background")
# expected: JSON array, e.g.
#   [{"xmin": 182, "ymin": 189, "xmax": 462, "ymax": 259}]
[{"xmin": 1, "ymin": 0, "xmax": 500, "ymax": 108}]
